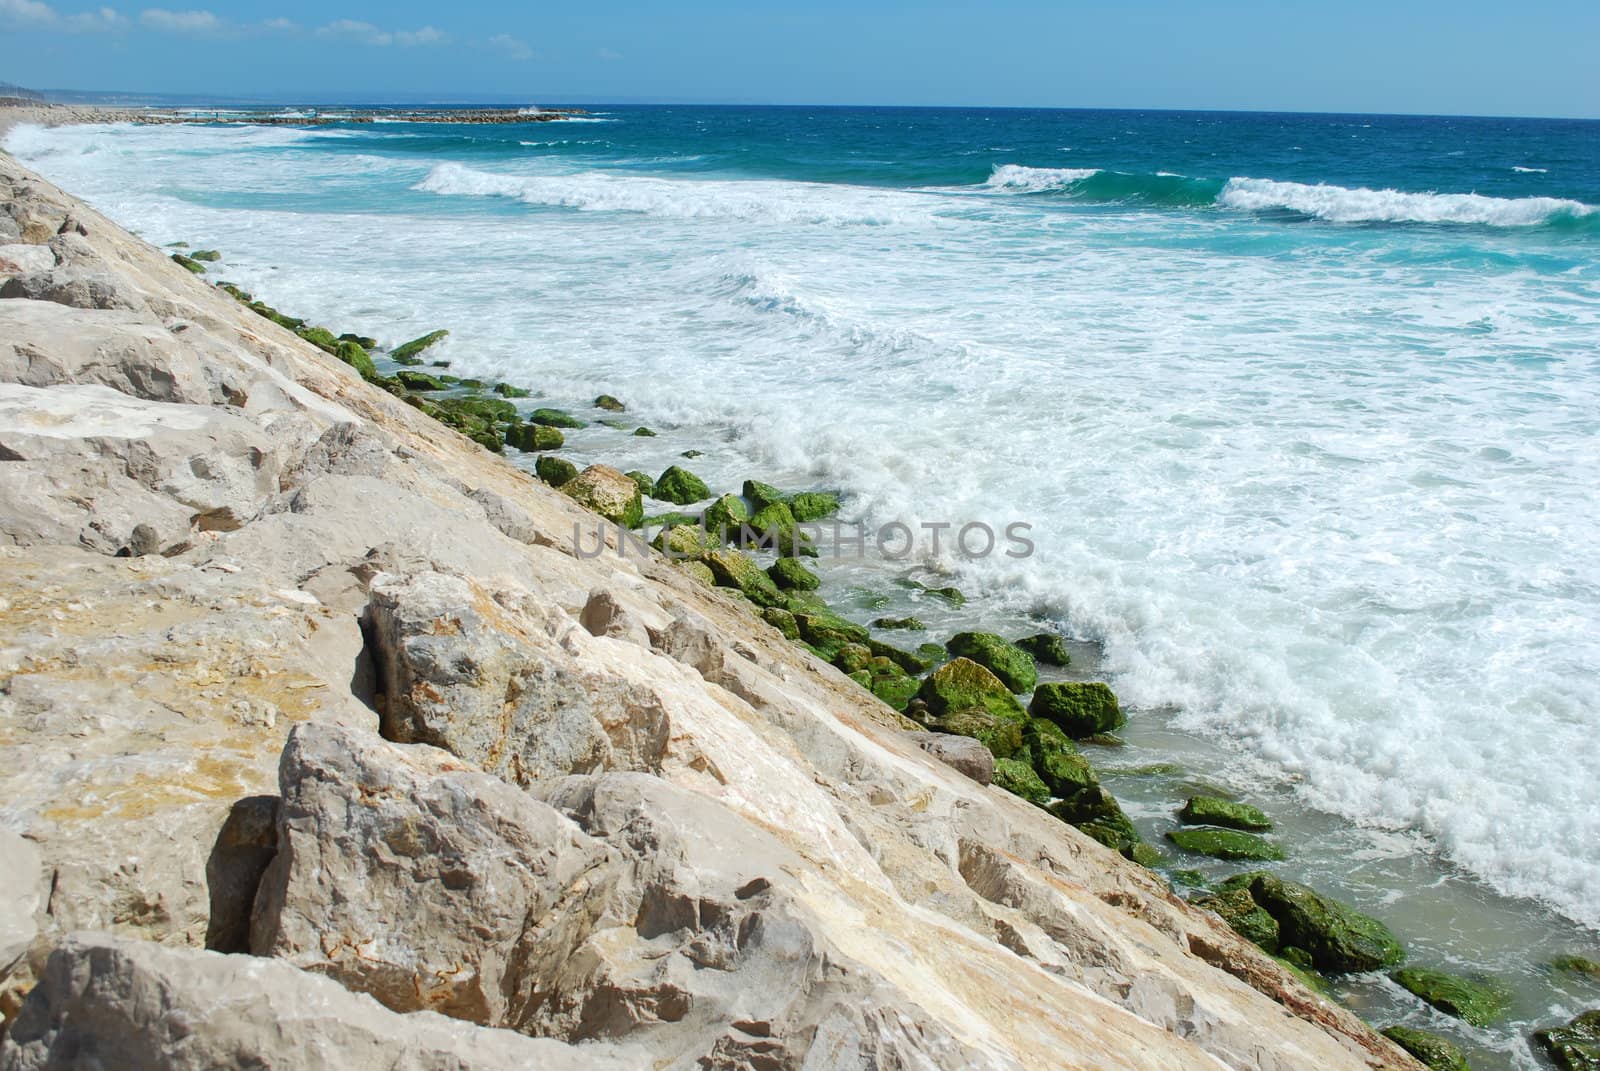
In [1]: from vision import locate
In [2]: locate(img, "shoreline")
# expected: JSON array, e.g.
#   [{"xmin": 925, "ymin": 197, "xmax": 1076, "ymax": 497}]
[{"xmin": 0, "ymin": 101, "xmax": 584, "ymax": 141}]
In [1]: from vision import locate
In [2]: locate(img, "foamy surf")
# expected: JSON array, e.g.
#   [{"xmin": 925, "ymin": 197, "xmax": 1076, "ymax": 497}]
[{"xmin": 1220, "ymin": 176, "xmax": 1596, "ymax": 226}]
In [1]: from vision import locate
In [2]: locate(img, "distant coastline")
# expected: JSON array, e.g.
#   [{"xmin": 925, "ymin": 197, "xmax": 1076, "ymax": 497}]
[{"xmin": 0, "ymin": 101, "xmax": 584, "ymax": 140}]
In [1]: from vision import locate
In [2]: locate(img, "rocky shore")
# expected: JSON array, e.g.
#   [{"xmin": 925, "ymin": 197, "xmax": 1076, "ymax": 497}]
[
  {"xmin": 0, "ymin": 102, "xmax": 581, "ymax": 139},
  {"xmin": 0, "ymin": 147, "xmax": 1443, "ymax": 1069}
]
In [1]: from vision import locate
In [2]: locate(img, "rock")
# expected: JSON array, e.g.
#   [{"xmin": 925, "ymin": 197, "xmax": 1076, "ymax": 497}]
[
  {"xmin": 944, "ymin": 632, "xmax": 1037, "ymax": 693},
  {"xmin": 0, "ymin": 934, "xmax": 623, "ymax": 1071},
  {"xmin": 994, "ymin": 757, "xmax": 1051, "ymax": 806},
  {"xmin": 1390, "ymin": 966, "xmax": 1511, "ymax": 1027},
  {"xmin": 335, "ymin": 339, "xmax": 376, "ymax": 380},
  {"xmin": 295, "ymin": 325, "xmax": 340, "ymax": 353},
  {"xmin": 791, "ymin": 608, "xmax": 870, "ymax": 661},
  {"xmin": 395, "ymin": 368, "xmax": 447, "ymax": 390},
  {"xmin": 872, "ymin": 616, "xmax": 926, "ymax": 631},
  {"xmin": 865, "ymin": 638, "xmax": 930, "ymax": 673},
  {"xmin": 531, "ymin": 406, "xmax": 587, "ymax": 429},
  {"xmin": 1536, "ymin": 1010, "xmax": 1600, "ymax": 1071},
  {"xmin": 1166, "ymin": 828, "xmax": 1285, "ymax": 862},
  {"xmin": 506, "ymin": 423, "xmax": 564, "ymax": 451},
  {"xmin": 921, "ymin": 707, "xmax": 1024, "ymax": 760},
  {"xmin": 761, "ymin": 606, "xmax": 800, "ymax": 641},
  {"xmin": 563, "ymin": 464, "xmax": 644, "ymax": 527},
  {"xmin": 1178, "ymin": 795, "xmax": 1274, "ymax": 832},
  {"xmin": 652, "ymin": 523, "xmax": 717, "ymax": 560},
  {"xmin": 916, "ymin": 733, "xmax": 995, "ymax": 785},
  {"xmin": 0, "ymin": 266, "xmax": 145, "ymax": 310},
  {"xmin": 623, "ymin": 469, "xmax": 655, "ymax": 497},
  {"xmin": 366, "ymin": 571, "xmax": 668, "ymax": 781},
  {"xmin": 653, "ymin": 465, "xmax": 710, "ymax": 505},
  {"xmin": 643, "ymin": 511, "xmax": 701, "ymax": 530},
  {"xmin": 0, "ymin": 829, "xmax": 41, "ymax": 982},
  {"xmin": 594, "ymin": 394, "xmax": 625, "ymax": 411},
  {"xmin": 1015, "ymin": 632, "xmax": 1071, "ymax": 666},
  {"xmin": 917, "ymin": 657, "xmax": 1027, "ymax": 723},
  {"xmin": 1554, "ymin": 956, "xmax": 1600, "ymax": 980},
  {"xmin": 701, "ymin": 492, "xmax": 749, "ymax": 537},
  {"xmin": 741, "ymin": 478, "xmax": 785, "ymax": 512},
  {"xmin": 767, "ymin": 557, "xmax": 819, "ymax": 591},
  {"xmin": 832, "ymin": 642, "xmax": 873, "ymax": 674},
  {"xmin": 744, "ymin": 501, "xmax": 814, "ymax": 557},
  {"xmin": 1196, "ymin": 887, "xmax": 1281, "ymax": 953},
  {"xmin": 1029, "ymin": 681, "xmax": 1125, "ymax": 737},
  {"xmin": 338, "ymin": 332, "xmax": 378, "ymax": 349},
  {"xmin": 869, "ymin": 666, "xmax": 920, "ymax": 712},
  {"xmin": 389, "ymin": 329, "xmax": 449, "ymax": 362},
  {"xmin": 1380, "ymin": 1027, "xmax": 1469, "ymax": 1071},
  {"xmin": 0, "ymin": 243, "xmax": 54, "ymax": 275},
  {"xmin": 170, "ymin": 251, "xmax": 205, "ymax": 273},
  {"xmin": 631, "ymin": 426, "xmax": 656, "ymax": 437},
  {"xmin": 493, "ymin": 382, "xmax": 531, "ymax": 397},
  {"xmin": 704, "ymin": 548, "xmax": 785, "ymax": 608},
  {"xmin": 189, "ymin": 249, "xmax": 221, "ymax": 261},
  {"xmin": 918, "ymin": 583, "xmax": 965, "ymax": 606},
  {"xmin": 203, "ymin": 795, "xmax": 279, "ymax": 954},
  {"xmin": 788, "ymin": 491, "xmax": 839, "ymax": 522},
  {"xmin": 536, "ymin": 455, "xmax": 579, "ymax": 487},
  {"xmin": 1219, "ymin": 872, "xmax": 1405, "ymax": 974},
  {"xmin": 679, "ymin": 449, "xmax": 702, "ymax": 458}
]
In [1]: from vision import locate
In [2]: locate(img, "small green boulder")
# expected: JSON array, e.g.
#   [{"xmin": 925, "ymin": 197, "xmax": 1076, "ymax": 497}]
[
  {"xmin": 189, "ymin": 249, "xmax": 221, "ymax": 262},
  {"xmin": 1553, "ymin": 956, "xmax": 1600, "ymax": 981},
  {"xmin": 993, "ymin": 757, "xmax": 1051, "ymax": 807},
  {"xmin": 924, "ymin": 707, "xmax": 1024, "ymax": 759},
  {"xmin": 1166, "ymin": 828, "xmax": 1285, "ymax": 862},
  {"xmin": 624, "ymin": 470, "xmax": 656, "ymax": 497},
  {"xmin": 833, "ymin": 643, "xmax": 874, "ymax": 675},
  {"xmin": 531, "ymin": 407, "xmax": 587, "ymax": 429},
  {"xmin": 865, "ymin": 638, "xmax": 931, "ymax": 675},
  {"xmin": 872, "ymin": 616, "xmax": 926, "ymax": 631},
  {"xmin": 741, "ymin": 479, "xmax": 786, "ymax": 512},
  {"xmin": 395, "ymin": 369, "xmax": 447, "ymax": 391},
  {"xmin": 652, "ymin": 524, "xmax": 717, "ymax": 560},
  {"xmin": 869, "ymin": 669, "xmax": 920, "ymax": 712},
  {"xmin": 389, "ymin": 329, "xmax": 449, "ymax": 363},
  {"xmin": 792, "ymin": 610, "xmax": 870, "ymax": 662},
  {"xmin": 789, "ymin": 491, "xmax": 840, "ymax": 522},
  {"xmin": 1535, "ymin": 1009, "xmax": 1600, "ymax": 1071},
  {"xmin": 534, "ymin": 455, "xmax": 578, "ymax": 487},
  {"xmin": 1220, "ymin": 872, "xmax": 1405, "ymax": 974},
  {"xmin": 917, "ymin": 657, "xmax": 1027, "ymax": 722},
  {"xmin": 1030, "ymin": 681, "xmax": 1125, "ymax": 737},
  {"xmin": 1179, "ymin": 795, "xmax": 1273, "ymax": 832},
  {"xmin": 506, "ymin": 424, "xmax": 565, "ymax": 452},
  {"xmin": 170, "ymin": 252, "xmax": 205, "ymax": 273},
  {"xmin": 335, "ymin": 340, "xmax": 376, "ymax": 380},
  {"xmin": 1380, "ymin": 1027, "xmax": 1469, "ymax": 1071},
  {"xmin": 493, "ymin": 382, "xmax": 531, "ymax": 398},
  {"xmin": 762, "ymin": 607, "xmax": 801, "ymax": 641},
  {"xmin": 633, "ymin": 426, "xmax": 657, "ymax": 437},
  {"xmin": 563, "ymin": 464, "xmax": 644, "ymax": 527},
  {"xmin": 768, "ymin": 557, "xmax": 820, "ymax": 591},
  {"xmin": 704, "ymin": 549, "xmax": 785, "ymax": 608},
  {"xmin": 702, "ymin": 493, "xmax": 751, "ymax": 537},
  {"xmin": 338, "ymin": 333, "xmax": 378, "ymax": 349},
  {"xmin": 945, "ymin": 632, "xmax": 1037, "ymax": 693},
  {"xmin": 1196, "ymin": 887, "xmax": 1281, "ymax": 952},
  {"xmin": 594, "ymin": 394, "xmax": 626, "ymax": 411},
  {"xmin": 296, "ymin": 326, "xmax": 340, "ymax": 354},
  {"xmin": 654, "ymin": 465, "xmax": 711, "ymax": 505},
  {"xmin": 1015, "ymin": 633, "xmax": 1072, "ymax": 666},
  {"xmin": 1391, "ymin": 967, "xmax": 1511, "ymax": 1027}
]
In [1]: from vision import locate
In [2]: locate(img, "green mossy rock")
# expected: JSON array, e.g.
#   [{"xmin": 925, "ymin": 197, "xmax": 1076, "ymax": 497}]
[
  {"xmin": 872, "ymin": 616, "xmax": 926, "ymax": 631},
  {"xmin": 742, "ymin": 479, "xmax": 786, "ymax": 512},
  {"xmin": 923, "ymin": 584, "xmax": 965, "ymax": 606},
  {"xmin": 945, "ymin": 632, "xmax": 1037, "ymax": 693},
  {"xmin": 702, "ymin": 493, "xmax": 750, "ymax": 537},
  {"xmin": 783, "ymin": 591, "xmax": 829, "ymax": 616},
  {"xmin": 745, "ymin": 501, "xmax": 812, "ymax": 556},
  {"xmin": 1029, "ymin": 681, "xmax": 1125, "ymax": 738},
  {"xmin": 768, "ymin": 557, "xmax": 820, "ymax": 591},
  {"xmin": 865, "ymin": 638, "xmax": 930, "ymax": 675},
  {"xmin": 925, "ymin": 707, "xmax": 1024, "ymax": 759},
  {"xmin": 1553, "ymin": 956, "xmax": 1600, "ymax": 981},
  {"xmin": 1380, "ymin": 1027, "xmax": 1470, "ymax": 1071},
  {"xmin": 833, "ymin": 643, "xmax": 873, "ymax": 675},
  {"xmin": 189, "ymin": 249, "xmax": 221, "ymax": 262},
  {"xmin": 643, "ymin": 511, "xmax": 701, "ymax": 530},
  {"xmin": 1015, "ymin": 633, "xmax": 1072, "ymax": 666},
  {"xmin": 296, "ymin": 326, "xmax": 340, "ymax": 354},
  {"xmin": 395, "ymin": 369, "xmax": 447, "ymax": 391},
  {"xmin": 916, "ymin": 657, "xmax": 1027, "ymax": 722},
  {"xmin": 531, "ymin": 407, "xmax": 587, "ymax": 429},
  {"xmin": 633, "ymin": 426, "xmax": 657, "ymax": 437},
  {"xmin": 1220, "ymin": 873, "xmax": 1405, "ymax": 974},
  {"xmin": 534, "ymin": 455, "xmax": 578, "ymax": 487},
  {"xmin": 654, "ymin": 465, "xmax": 711, "ymax": 505},
  {"xmin": 847, "ymin": 669, "xmax": 873, "ymax": 688},
  {"xmin": 624, "ymin": 470, "xmax": 656, "ymax": 498},
  {"xmin": 681, "ymin": 449, "xmax": 704, "ymax": 458},
  {"xmin": 1391, "ymin": 967, "xmax": 1511, "ymax": 1027},
  {"xmin": 335, "ymin": 340, "xmax": 376, "ymax": 380},
  {"xmin": 870, "ymin": 671, "xmax": 920, "ymax": 712},
  {"xmin": 1179, "ymin": 795, "xmax": 1273, "ymax": 832},
  {"xmin": 789, "ymin": 491, "xmax": 840, "ymax": 522},
  {"xmin": 793, "ymin": 610, "xmax": 871, "ymax": 662},
  {"xmin": 916, "ymin": 642, "xmax": 949, "ymax": 666},
  {"xmin": 170, "ymin": 252, "xmax": 205, "ymax": 273},
  {"xmin": 594, "ymin": 394, "xmax": 626, "ymax": 411},
  {"xmin": 1070, "ymin": 796, "xmax": 1143, "ymax": 855},
  {"xmin": 679, "ymin": 560, "xmax": 716, "ymax": 586},
  {"xmin": 705, "ymin": 549, "xmax": 785, "ymax": 608},
  {"xmin": 493, "ymin": 382, "xmax": 531, "ymax": 398},
  {"xmin": 1536, "ymin": 1010, "xmax": 1600, "ymax": 1071},
  {"xmin": 338, "ymin": 333, "xmax": 378, "ymax": 349},
  {"xmin": 506, "ymin": 424, "xmax": 564, "ymax": 452},
  {"xmin": 1166, "ymin": 828, "xmax": 1285, "ymax": 862},
  {"xmin": 652, "ymin": 524, "xmax": 717, "ymax": 560},
  {"xmin": 993, "ymin": 758, "xmax": 1051, "ymax": 806},
  {"xmin": 390, "ymin": 329, "xmax": 449, "ymax": 363},
  {"xmin": 1196, "ymin": 887, "xmax": 1281, "ymax": 952},
  {"xmin": 1129, "ymin": 843, "xmax": 1164, "ymax": 868},
  {"xmin": 563, "ymin": 465, "xmax": 644, "ymax": 528},
  {"xmin": 762, "ymin": 607, "xmax": 801, "ymax": 641}
]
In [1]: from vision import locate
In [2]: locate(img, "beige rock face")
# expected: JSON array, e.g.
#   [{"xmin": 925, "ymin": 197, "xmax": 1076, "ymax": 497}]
[
  {"xmin": 0, "ymin": 151, "xmax": 1419, "ymax": 1069},
  {"xmin": 0, "ymin": 830, "xmax": 40, "ymax": 982}
]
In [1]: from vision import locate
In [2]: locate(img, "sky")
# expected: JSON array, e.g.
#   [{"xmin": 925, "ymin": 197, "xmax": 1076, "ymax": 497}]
[{"xmin": 2, "ymin": 0, "xmax": 1598, "ymax": 118}]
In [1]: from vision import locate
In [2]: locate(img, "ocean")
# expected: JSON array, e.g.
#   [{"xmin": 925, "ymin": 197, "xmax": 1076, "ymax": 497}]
[{"xmin": 9, "ymin": 105, "xmax": 1599, "ymax": 1066}]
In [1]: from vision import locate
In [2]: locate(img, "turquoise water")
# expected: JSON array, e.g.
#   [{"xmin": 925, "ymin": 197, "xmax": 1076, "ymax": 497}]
[{"xmin": 9, "ymin": 105, "xmax": 1600, "ymax": 1068}]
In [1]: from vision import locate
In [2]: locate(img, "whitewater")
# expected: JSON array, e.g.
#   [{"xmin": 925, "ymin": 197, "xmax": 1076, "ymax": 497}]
[{"xmin": 8, "ymin": 108, "xmax": 1598, "ymax": 954}]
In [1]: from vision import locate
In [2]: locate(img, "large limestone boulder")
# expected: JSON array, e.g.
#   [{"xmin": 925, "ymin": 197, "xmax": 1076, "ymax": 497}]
[{"xmin": 0, "ymin": 934, "xmax": 629, "ymax": 1071}]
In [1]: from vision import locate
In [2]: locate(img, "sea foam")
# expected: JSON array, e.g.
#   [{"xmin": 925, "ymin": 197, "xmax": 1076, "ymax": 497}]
[{"xmin": 1220, "ymin": 177, "xmax": 1596, "ymax": 226}]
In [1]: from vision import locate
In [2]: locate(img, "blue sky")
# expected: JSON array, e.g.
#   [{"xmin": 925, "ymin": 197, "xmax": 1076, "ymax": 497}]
[{"xmin": 2, "ymin": 0, "xmax": 1597, "ymax": 118}]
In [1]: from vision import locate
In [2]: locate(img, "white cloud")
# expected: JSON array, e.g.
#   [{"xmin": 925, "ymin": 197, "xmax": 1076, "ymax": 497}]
[
  {"xmin": 316, "ymin": 17, "xmax": 389, "ymax": 45},
  {"xmin": 394, "ymin": 25, "xmax": 444, "ymax": 47},
  {"xmin": 488, "ymin": 32, "xmax": 532, "ymax": 61},
  {"xmin": 65, "ymin": 5, "xmax": 125, "ymax": 30},
  {"xmin": 139, "ymin": 7, "xmax": 219, "ymax": 32},
  {"xmin": 597, "ymin": 47, "xmax": 623, "ymax": 61},
  {"xmin": 259, "ymin": 15, "xmax": 295, "ymax": 32},
  {"xmin": 1, "ymin": 0, "xmax": 129, "ymax": 32},
  {"xmin": 0, "ymin": 0, "xmax": 57, "ymax": 26}
]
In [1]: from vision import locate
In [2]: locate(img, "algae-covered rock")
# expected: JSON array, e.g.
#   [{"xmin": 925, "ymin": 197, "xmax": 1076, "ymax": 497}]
[
  {"xmin": 1391, "ymin": 967, "xmax": 1511, "ymax": 1027},
  {"xmin": 793, "ymin": 609, "xmax": 871, "ymax": 661},
  {"xmin": 335, "ymin": 340, "xmax": 376, "ymax": 381},
  {"xmin": 505, "ymin": 423, "xmax": 564, "ymax": 452},
  {"xmin": 847, "ymin": 669, "xmax": 873, "ymax": 688},
  {"xmin": 761, "ymin": 606, "xmax": 800, "ymax": 641},
  {"xmin": 643, "ymin": 511, "xmax": 701, "ymax": 530},
  {"xmin": 534, "ymin": 455, "xmax": 578, "ymax": 487},
  {"xmin": 917, "ymin": 707, "xmax": 1022, "ymax": 759},
  {"xmin": 1535, "ymin": 1009, "xmax": 1600, "ymax": 1071},
  {"xmin": 704, "ymin": 548, "xmax": 785, "ymax": 608},
  {"xmin": 1196, "ymin": 887, "xmax": 1281, "ymax": 953},
  {"xmin": 170, "ymin": 252, "xmax": 205, "ymax": 273},
  {"xmin": 530, "ymin": 407, "xmax": 587, "ymax": 429},
  {"xmin": 789, "ymin": 491, "xmax": 840, "ymax": 522},
  {"xmin": 681, "ymin": 449, "xmax": 703, "ymax": 459},
  {"xmin": 395, "ymin": 368, "xmax": 447, "ymax": 391},
  {"xmin": 1380, "ymin": 1027, "xmax": 1470, "ymax": 1071},
  {"xmin": 679, "ymin": 560, "xmax": 716, "ymax": 586},
  {"xmin": 917, "ymin": 657, "xmax": 1026, "ymax": 721},
  {"xmin": 945, "ymin": 632, "xmax": 1037, "ymax": 693},
  {"xmin": 654, "ymin": 465, "xmax": 711, "ymax": 505},
  {"xmin": 389, "ymin": 329, "xmax": 449, "ymax": 363},
  {"xmin": 594, "ymin": 394, "xmax": 626, "ymax": 411},
  {"xmin": 1067, "ymin": 791, "xmax": 1143, "ymax": 856},
  {"xmin": 563, "ymin": 464, "xmax": 644, "ymax": 527},
  {"xmin": 1166, "ymin": 827, "xmax": 1285, "ymax": 862},
  {"xmin": 702, "ymin": 493, "xmax": 750, "ymax": 538},
  {"xmin": 768, "ymin": 557, "xmax": 819, "ymax": 591},
  {"xmin": 492, "ymin": 382, "xmax": 531, "ymax": 398},
  {"xmin": 339, "ymin": 332, "xmax": 379, "ymax": 349},
  {"xmin": 1178, "ymin": 795, "xmax": 1273, "ymax": 832},
  {"xmin": 632, "ymin": 426, "xmax": 657, "ymax": 437},
  {"xmin": 1220, "ymin": 872, "xmax": 1405, "ymax": 973},
  {"xmin": 624, "ymin": 470, "xmax": 656, "ymax": 497},
  {"xmin": 1029, "ymin": 681, "xmax": 1125, "ymax": 737},
  {"xmin": 994, "ymin": 758, "xmax": 1051, "ymax": 807},
  {"xmin": 745, "ymin": 501, "xmax": 813, "ymax": 556},
  {"xmin": 922, "ymin": 584, "xmax": 966, "ymax": 606},
  {"xmin": 189, "ymin": 248, "xmax": 221, "ymax": 261},
  {"xmin": 652, "ymin": 524, "xmax": 717, "ymax": 561},
  {"xmin": 872, "ymin": 616, "xmax": 926, "ymax": 631},
  {"xmin": 742, "ymin": 479, "xmax": 786, "ymax": 512},
  {"xmin": 870, "ymin": 670, "xmax": 921, "ymax": 713},
  {"xmin": 1016, "ymin": 632, "xmax": 1071, "ymax": 666},
  {"xmin": 833, "ymin": 643, "xmax": 873, "ymax": 675},
  {"xmin": 1553, "ymin": 956, "xmax": 1600, "ymax": 981},
  {"xmin": 296, "ymin": 325, "xmax": 340, "ymax": 354},
  {"xmin": 866, "ymin": 638, "xmax": 931, "ymax": 675}
]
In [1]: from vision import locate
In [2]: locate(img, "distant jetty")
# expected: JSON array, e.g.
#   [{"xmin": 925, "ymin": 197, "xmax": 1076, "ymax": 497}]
[{"xmin": 0, "ymin": 102, "xmax": 586, "ymax": 131}]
